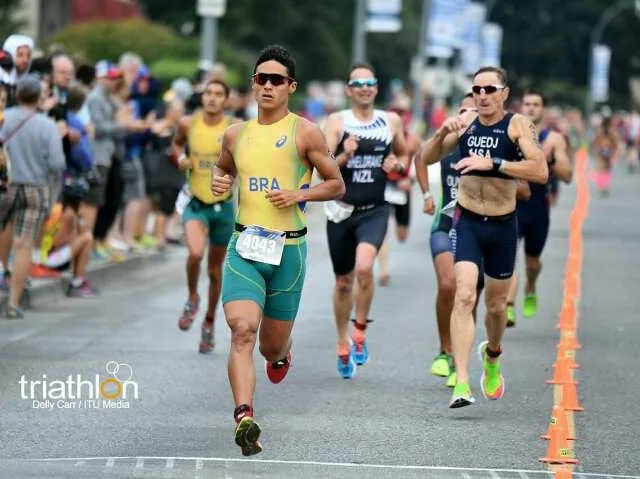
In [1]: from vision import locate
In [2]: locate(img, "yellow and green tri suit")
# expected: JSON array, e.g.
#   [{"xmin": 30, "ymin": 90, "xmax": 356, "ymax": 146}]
[
  {"xmin": 182, "ymin": 112, "xmax": 235, "ymax": 246},
  {"xmin": 222, "ymin": 112, "xmax": 312, "ymax": 320}
]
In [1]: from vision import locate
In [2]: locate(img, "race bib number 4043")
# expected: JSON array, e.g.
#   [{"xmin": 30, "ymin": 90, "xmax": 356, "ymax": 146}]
[{"xmin": 235, "ymin": 225, "xmax": 286, "ymax": 266}]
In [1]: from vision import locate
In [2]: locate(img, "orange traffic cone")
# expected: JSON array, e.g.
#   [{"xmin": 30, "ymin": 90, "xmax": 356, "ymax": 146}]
[
  {"xmin": 555, "ymin": 468, "xmax": 573, "ymax": 478},
  {"xmin": 556, "ymin": 341, "xmax": 579, "ymax": 369},
  {"xmin": 557, "ymin": 303, "xmax": 577, "ymax": 330},
  {"xmin": 546, "ymin": 357, "xmax": 575, "ymax": 385},
  {"xmin": 541, "ymin": 404, "xmax": 576, "ymax": 440},
  {"xmin": 560, "ymin": 380, "xmax": 584, "ymax": 412},
  {"xmin": 559, "ymin": 330, "xmax": 582, "ymax": 350},
  {"xmin": 539, "ymin": 422, "xmax": 578, "ymax": 464}
]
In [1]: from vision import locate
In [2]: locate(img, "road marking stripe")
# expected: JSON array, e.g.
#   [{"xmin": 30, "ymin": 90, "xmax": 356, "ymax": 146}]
[
  {"xmin": 166, "ymin": 458, "xmax": 175, "ymax": 469},
  {"xmin": 135, "ymin": 457, "xmax": 144, "ymax": 469},
  {"xmin": 24, "ymin": 456, "xmax": 640, "ymax": 477},
  {"xmin": 195, "ymin": 459, "xmax": 203, "ymax": 471},
  {"xmin": 105, "ymin": 458, "xmax": 114, "ymax": 468}
]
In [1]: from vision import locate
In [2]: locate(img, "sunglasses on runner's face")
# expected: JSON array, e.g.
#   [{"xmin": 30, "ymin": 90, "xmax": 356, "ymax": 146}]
[
  {"xmin": 253, "ymin": 73, "xmax": 292, "ymax": 86},
  {"xmin": 348, "ymin": 78, "xmax": 378, "ymax": 88},
  {"xmin": 459, "ymin": 107, "xmax": 478, "ymax": 114},
  {"xmin": 471, "ymin": 84, "xmax": 505, "ymax": 95}
]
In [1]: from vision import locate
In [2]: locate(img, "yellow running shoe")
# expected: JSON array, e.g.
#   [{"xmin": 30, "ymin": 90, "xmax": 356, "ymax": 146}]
[
  {"xmin": 478, "ymin": 340, "xmax": 505, "ymax": 400},
  {"xmin": 430, "ymin": 353, "xmax": 452, "ymax": 377}
]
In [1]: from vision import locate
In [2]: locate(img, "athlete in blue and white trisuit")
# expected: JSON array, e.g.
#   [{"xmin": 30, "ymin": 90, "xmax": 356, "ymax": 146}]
[
  {"xmin": 416, "ymin": 93, "xmax": 531, "ymax": 389},
  {"xmin": 420, "ymin": 66, "xmax": 548, "ymax": 408}
]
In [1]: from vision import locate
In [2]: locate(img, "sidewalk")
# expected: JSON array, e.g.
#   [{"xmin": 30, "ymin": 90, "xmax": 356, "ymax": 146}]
[{"xmin": 0, "ymin": 245, "xmax": 186, "ymax": 313}]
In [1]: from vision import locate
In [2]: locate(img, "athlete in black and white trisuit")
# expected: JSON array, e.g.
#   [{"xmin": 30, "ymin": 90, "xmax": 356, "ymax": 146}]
[
  {"xmin": 506, "ymin": 90, "xmax": 572, "ymax": 327},
  {"xmin": 323, "ymin": 62, "xmax": 408, "ymax": 380}
]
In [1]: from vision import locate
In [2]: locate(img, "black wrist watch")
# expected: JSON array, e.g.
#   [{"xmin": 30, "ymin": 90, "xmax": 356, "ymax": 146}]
[{"xmin": 492, "ymin": 157, "xmax": 504, "ymax": 172}]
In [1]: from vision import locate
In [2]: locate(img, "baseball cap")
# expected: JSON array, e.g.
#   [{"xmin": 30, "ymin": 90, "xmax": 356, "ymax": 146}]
[
  {"xmin": 95, "ymin": 60, "xmax": 122, "ymax": 80},
  {"xmin": 16, "ymin": 73, "xmax": 41, "ymax": 99}
]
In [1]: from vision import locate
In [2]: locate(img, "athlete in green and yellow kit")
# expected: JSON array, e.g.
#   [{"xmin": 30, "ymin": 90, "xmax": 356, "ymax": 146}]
[
  {"xmin": 172, "ymin": 79, "xmax": 239, "ymax": 353},
  {"xmin": 211, "ymin": 45, "xmax": 345, "ymax": 456}
]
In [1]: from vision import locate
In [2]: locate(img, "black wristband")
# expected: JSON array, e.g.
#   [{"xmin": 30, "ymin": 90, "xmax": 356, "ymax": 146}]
[{"xmin": 492, "ymin": 157, "xmax": 503, "ymax": 172}]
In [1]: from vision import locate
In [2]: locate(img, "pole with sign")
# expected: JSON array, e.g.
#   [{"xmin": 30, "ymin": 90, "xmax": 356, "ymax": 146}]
[
  {"xmin": 480, "ymin": 22, "xmax": 502, "ymax": 67},
  {"xmin": 366, "ymin": 0, "xmax": 402, "ymax": 33},
  {"xmin": 198, "ymin": 0, "xmax": 226, "ymax": 66},
  {"xmin": 352, "ymin": 0, "xmax": 367, "ymax": 63},
  {"xmin": 460, "ymin": 2, "xmax": 486, "ymax": 75},
  {"xmin": 590, "ymin": 44, "xmax": 612, "ymax": 104}
]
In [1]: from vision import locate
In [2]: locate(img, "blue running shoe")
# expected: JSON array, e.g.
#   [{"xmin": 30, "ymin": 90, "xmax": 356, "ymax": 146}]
[
  {"xmin": 351, "ymin": 340, "xmax": 369, "ymax": 366},
  {"xmin": 337, "ymin": 352, "xmax": 356, "ymax": 379}
]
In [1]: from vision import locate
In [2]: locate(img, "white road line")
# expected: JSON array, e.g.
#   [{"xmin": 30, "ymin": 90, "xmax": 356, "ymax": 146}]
[
  {"xmin": 135, "ymin": 457, "xmax": 144, "ymax": 469},
  {"xmin": 462, "ymin": 473, "xmax": 472, "ymax": 479},
  {"xmin": 166, "ymin": 458, "xmax": 175, "ymax": 469},
  {"xmin": 195, "ymin": 459, "xmax": 203, "ymax": 471},
  {"xmin": 23, "ymin": 457, "xmax": 640, "ymax": 479},
  {"xmin": 105, "ymin": 458, "xmax": 114, "ymax": 468},
  {"xmin": 74, "ymin": 461, "xmax": 85, "ymax": 466},
  {"xmin": 518, "ymin": 472, "xmax": 531, "ymax": 479},
  {"xmin": 489, "ymin": 472, "xmax": 500, "ymax": 479}
]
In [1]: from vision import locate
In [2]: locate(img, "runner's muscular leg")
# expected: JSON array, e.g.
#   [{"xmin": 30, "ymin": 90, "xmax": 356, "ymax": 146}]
[
  {"xmin": 334, "ymin": 272, "xmax": 355, "ymax": 350},
  {"xmin": 206, "ymin": 245, "xmax": 227, "ymax": 319},
  {"xmin": 484, "ymin": 276, "xmax": 510, "ymax": 355},
  {"xmin": 259, "ymin": 318, "xmax": 295, "ymax": 363},
  {"xmin": 354, "ymin": 242, "xmax": 377, "ymax": 326},
  {"xmin": 226, "ymin": 300, "xmax": 261, "ymax": 408},
  {"xmin": 433, "ymin": 251, "xmax": 455, "ymax": 354},
  {"xmin": 184, "ymin": 220, "xmax": 207, "ymax": 301},
  {"xmin": 451, "ymin": 261, "xmax": 479, "ymax": 384}
]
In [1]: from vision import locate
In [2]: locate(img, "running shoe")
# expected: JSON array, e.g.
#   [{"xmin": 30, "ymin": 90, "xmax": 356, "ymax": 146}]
[
  {"xmin": 337, "ymin": 351, "xmax": 356, "ymax": 379},
  {"xmin": 430, "ymin": 352, "xmax": 452, "ymax": 377},
  {"xmin": 523, "ymin": 293, "xmax": 538, "ymax": 319},
  {"xmin": 266, "ymin": 351, "xmax": 292, "ymax": 384},
  {"xmin": 449, "ymin": 381, "xmax": 475, "ymax": 408},
  {"xmin": 351, "ymin": 338, "xmax": 369, "ymax": 366},
  {"xmin": 199, "ymin": 318, "xmax": 215, "ymax": 354},
  {"xmin": 178, "ymin": 296, "xmax": 200, "ymax": 331},
  {"xmin": 506, "ymin": 304, "xmax": 516, "ymax": 328},
  {"xmin": 478, "ymin": 340, "xmax": 505, "ymax": 400},
  {"xmin": 67, "ymin": 280, "xmax": 99, "ymax": 298},
  {"xmin": 234, "ymin": 416, "xmax": 262, "ymax": 456},
  {"xmin": 446, "ymin": 370, "xmax": 457, "ymax": 388},
  {"xmin": 6, "ymin": 305, "xmax": 24, "ymax": 319}
]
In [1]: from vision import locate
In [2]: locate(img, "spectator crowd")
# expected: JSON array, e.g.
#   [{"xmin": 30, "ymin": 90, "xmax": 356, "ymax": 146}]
[{"xmin": 0, "ymin": 33, "xmax": 251, "ymax": 319}]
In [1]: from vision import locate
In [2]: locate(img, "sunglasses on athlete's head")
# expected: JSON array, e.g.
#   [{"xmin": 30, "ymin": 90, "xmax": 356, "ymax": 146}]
[
  {"xmin": 471, "ymin": 84, "xmax": 506, "ymax": 95},
  {"xmin": 347, "ymin": 78, "xmax": 378, "ymax": 88},
  {"xmin": 253, "ymin": 73, "xmax": 294, "ymax": 86}
]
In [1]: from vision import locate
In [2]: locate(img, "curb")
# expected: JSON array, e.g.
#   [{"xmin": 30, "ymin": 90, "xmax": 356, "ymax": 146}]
[{"xmin": 0, "ymin": 249, "xmax": 174, "ymax": 311}]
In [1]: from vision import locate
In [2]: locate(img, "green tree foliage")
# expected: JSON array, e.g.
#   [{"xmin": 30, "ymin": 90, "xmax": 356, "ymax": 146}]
[
  {"xmin": 0, "ymin": 0, "xmax": 27, "ymax": 43},
  {"xmin": 108, "ymin": 1, "xmax": 640, "ymax": 107}
]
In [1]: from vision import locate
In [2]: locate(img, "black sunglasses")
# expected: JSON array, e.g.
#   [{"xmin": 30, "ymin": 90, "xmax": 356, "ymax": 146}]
[
  {"xmin": 253, "ymin": 73, "xmax": 293, "ymax": 86},
  {"xmin": 471, "ymin": 84, "xmax": 505, "ymax": 95}
]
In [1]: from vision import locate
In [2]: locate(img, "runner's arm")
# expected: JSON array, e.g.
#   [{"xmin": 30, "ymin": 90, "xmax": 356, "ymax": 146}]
[
  {"xmin": 414, "ymin": 145, "xmax": 431, "ymax": 194},
  {"xmin": 213, "ymin": 124, "xmax": 240, "ymax": 178},
  {"xmin": 419, "ymin": 111, "xmax": 475, "ymax": 166},
  {"xmin": 504, "ymin": 114, "xmax": 548, "ymax": 184},
  {"xmin": 323, "ymin": 113, "xmax": 351, "ymax": 168},
  {"xmin": 300, "ymin": 121, "xmax": 345, "ymax": 202},
  {"xmin": 387, "ymin": 112, "xmax": 410, "ymax": 171},
  {"xmin": 516, "ymin": 180, "xmax": 531, "ymax": 201},
  {"xmin": 550, "ymin": 132, "xmax": 573, "ymax": 184},
  {"xmin": 172, "ymin": 116, "xmax": 191, "ymax": 169}
]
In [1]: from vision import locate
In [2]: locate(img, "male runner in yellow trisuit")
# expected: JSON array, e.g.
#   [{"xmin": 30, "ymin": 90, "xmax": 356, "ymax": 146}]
[
  {"xmin": 173, "ymin": 79, "xmax": 240, "ymax": 353},
  {"xmin": 211, "ymin": 45, "xmax": 345, "ymax": 456}
]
